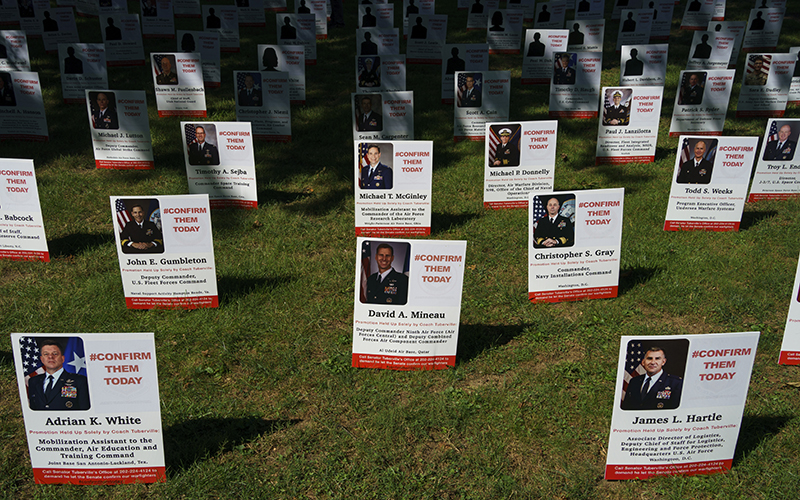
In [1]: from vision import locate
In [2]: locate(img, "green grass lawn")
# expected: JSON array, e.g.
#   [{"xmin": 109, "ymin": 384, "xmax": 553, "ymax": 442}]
[{"xmin": 1, "ymin": 1, "xmax": 800, "ymax": 498}]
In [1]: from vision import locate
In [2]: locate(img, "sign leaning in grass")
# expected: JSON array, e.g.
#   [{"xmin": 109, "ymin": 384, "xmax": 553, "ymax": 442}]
[
  {"xmin": 606, "ymin": 332, "xmax": 759, "ymax": 480},
  {"xmin": 85, "ymin": 89, "xmax": 154, "ymax": 169},
  {"xmin": 736, "ymin": 53, "xmax": 796, "ymax": 118},
  {"xmin": 234, "ymin": 71, "xmax": 291, "ymax": 142},
  {"xmin": 111, "ymin": 194, "xmax": 218, "ymax": 309},
  {"xmin": 528, "ymin": 188, "xmax": 623, "ymax": 303},
  {"xmin": 151, "ymin": 52, "xmax": 207, "ymax": 117},
  {"xmin": 748, "ymin": 118, "xmax": 800, "ymax": 202},
  {"xmin": 181, "ymin": 121, "xmax": 257, "ymax": 208},
  {"xmin": 596, "ymin": 86, "xmax": 662, "ymax": 165},
  {"xmin": 11, "ymin": 333, "xmax": 166, "ymax": 484},
  {"xmin": 353, "ymin": 237, "xmax": 466, "ymax": 370},
  {"xmin": 0, "ymin": 31, "xmax": 31, "ymax": 71},
  {"xmin": 0, "ymin": 71, "xmax": 48, "ymax": 141},
  {"xmin": 779, "ymin": 255, "xmax": 800, "ymax": 364},
  {"xmin": 664, "ymin": 136, "xmax": 758, "ymax": 231},
  {"xmin": 483, "ymin": 120, "xmax": 557, "ymax": 209},
  {"xmin": 178, "ymin": 31, "xmax": 221, "ymax": 88},
  {"xmin": 60, "ymin": 44, "xmax": 108, "ymax": 104},
  {"xmin": 0, "ymin": 158, "xmax": 49, "ymax": 261},
  {"xmin": 354, "ymin": 140, "xmax": 432, "ymax": 236}
]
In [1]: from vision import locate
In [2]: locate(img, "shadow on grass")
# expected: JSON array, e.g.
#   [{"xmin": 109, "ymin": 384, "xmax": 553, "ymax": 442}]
[
  {"xmin": 217, "ymin": 276, "xmax": 293, "ymax": 303},
  {"xmin": 48, "ymin": 233, "xmax": 113, "ymax": 257},
  {"xmin": 618, "ymin": 266, "xmax": 659, "ymax": 296},
  {"xmin": 281, "ymin": 188, "xmax": 351, "ymax": 216},
  {"xmin": 163, "ymin": 416, "xmax": 301, "ymax": 473},
  {"xmin": 0, "ymin": 350, "xmax": 13, "ymax": 366},
  {"xmin": 456, "ymin": 323, "xmax": 528, "ymax": 364},
  {"xmin": 430, "ymin": 211, "xmax": 481, "ymax": 235},
  {"xmin": 732, "ymin": 414, "xmax": 792, "ymax": 466},
  {"xmin": 740, "ymin": 210, "xmax": 778, "ymax": 231},
  {"xmin": 257, "ymin": 187, "xmax": 314, "ymax": 206}
]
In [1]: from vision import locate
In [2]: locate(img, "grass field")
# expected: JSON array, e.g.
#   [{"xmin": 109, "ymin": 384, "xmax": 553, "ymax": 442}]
[{"xmin": 2, "ymin": 1, "xmax": 800, "ymax": 498}]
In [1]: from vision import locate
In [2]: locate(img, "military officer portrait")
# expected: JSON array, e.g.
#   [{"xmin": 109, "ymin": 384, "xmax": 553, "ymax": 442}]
[
  {"xmin": 89, "ymin": 91, "xmax": 119, "ymax": 130},
  {"xmin": 359, "ymin": 143, "xmax": 393, "ymax": 189},
  {"xmin": 237, "ymin": 72, "xmax": 262, "ymax": 107},
  {"xmin": 26, "ymin": 338, "xmax": 91, "ymax": 411},
  {"xmin": 533, "ymin": 195, "xmax": 575, "ymax": 248},
  {"xmin": 362, "ymin": 241, "xmax": 410, "ymax": 305},
  {"xmin": 355, "ymin": 94, "xmax": 383, "ymax": 132},
  {"xmin": 154, "ymin": 55, "xmax": 178, "ymax": 86},
  {"xmin": 118, "ymin": 199, "xmax": 164, "ymax": 254},
  {"xmin": 458, "ymin": 73, "xmax": 482, "ymax": 108},
  {"xmin": 763, "ymin": 122, "xmax": 798, "ymax": 162},
  {"xmin": 186, "ymin": 124, "xmax": 221, "ymax": 166},
  {"xmin": 602, "ymin": 89, "xmax": 630, "ymax": 126},
  {"xmin": 489, "ymin": 125, "xmax": 520, "ymax": 167},
  {"xmin": 677, "ymin": 138, "xmax": 716, "ymax": 184},
  {"xmin": 621, "ymin": 341, "xmax": 687, "ymax": 411},
  {"xmin": 678, "ymin": 71, "xmax": 705, "ymax": 105}
]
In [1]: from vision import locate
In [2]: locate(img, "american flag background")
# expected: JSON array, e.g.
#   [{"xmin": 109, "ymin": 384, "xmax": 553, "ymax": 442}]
[
  {"xmin": 679, "ymin": 138, "xmax": 717, "ymax": 171},
  {"xmin": 184, "ymin": 123, "xmax": 217, "ymax": 147},
  {"xmin": 236, "ymin": 72, "xmax": 262, "ymax": 94},
  {"xmin": 18, "ymin": 337, "xmax": 87, "ymax": 389},
  {"xmin": 767, "ymin": 120, "xmax": 779, "ymax": 143},
  {"xmin": 746, "ymin": 54, "xmax": 771, "ymax": 79},
  {"xmin": 487, "ymin": 124, "xmax": 521, "ymax": 165},
  {"xmin": 115, "ymin": 198, "xmax": 131, "ymax": 232},
  {"xmin": 621, "ymin": 340, "xmax": 649, "ymax": 401},
  {"xmin": 456, "ymin": 72, "xmax": 481, "ymax": 106},
  {"xmin": 357, "ymin": 142, "xmax": 371, "ymax": 188},
  {"xmin": 530, "ymin": 195, "xmax": 545, "ymax": 228},
  {"xmin": 152, "ymin": 54, "xmax": 173, "ymax": 78},
  {"xmin": 554, "ymin": 52, "xmax": 573, "ymax": 71},
  {"xmin": 115, "ymin": 199, "xmax": 163, "ymax": 233}
]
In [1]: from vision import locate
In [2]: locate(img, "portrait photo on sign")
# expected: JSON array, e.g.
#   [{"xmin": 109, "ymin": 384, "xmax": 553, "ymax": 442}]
[
  {"xmin": 237, "ymin": 72, "xmax": 263, "ymax": 107},
  {"xmin": 0, "ymin": 72, "xmax": 17, "ymax": 106},
  {"xmin": 153, "ymin": 54, "xmax": 178, "ymax": 86},
  {"xmin": 457, "ymin": 72, "xmax": 482, "ymax": 108},
  {"xmin": 553, "ymin": 53, "xmax": 576, "ymax": 85},
  {"xmin": 19, "ymin": 336, "xmax": 91, "ymax": 411},
  {"xmin": 532, "ymin": 194, "xmax": 575, "ymax": 248},
  {"xmin": 488, "ymin": 124, "xmax": 521, "ymax": 167},
  {"xmin": 763, "ymin": 121, "xmax": 798, "ymax": 161},
  {"xmin": 620, "ymin": 338, "xmax": 689, "ymax": 411},
  {"xmin": 357, "ymin": 142, "xmax": 394, "ymax": 189},
  {"xmin": 355, "ymin": 93, "xmax": 383, "ymax": 132},
  {"xmin": 360, "ymin": 240, "xmax": 410, "ymax": 305},
  {"xmin": 678, "ymin": 71, "xmax": 706, "ymax": 105},
  {"xmin": 602, "ymin": 88, "xmax": 631, "ymax": 126},
  {"xmin": 88, "ymin": 91, "xmax": 119, "ymax": 130},
  {"xmin": 115, "ymin": 198, "xmax": 164, "ymax": 254},
  {"xmin": 676, "ymin": 138, "xmax": 717, "ymax": 184},
  {"xmin": 358, "ymin": 56, "xmax": 381, "ymax": 89},
  {"xmin": 184, "ymin": 123, "xmax": 220, "ymax": 166},
  {"xmin": 744, "ymin": 54, "xmax": 770, "ymax": 86}
]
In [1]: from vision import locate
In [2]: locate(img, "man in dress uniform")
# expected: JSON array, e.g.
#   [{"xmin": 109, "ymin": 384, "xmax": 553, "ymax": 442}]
[
  {"xmin": 360, "ymin": 144, "xmax": 392, "ymax": 189},
  {"xmin": 459, "ymin": 74, "xmax": 481, "ymax": 107},
  {"xmin": 534, "ymin": 197, "xmax": 574, "ymax": 248},
  {"xmin": 238, "ymin": 73, "xmax": 262, "ymax": 106},
  {"xmin": 357, "ymin": 96, "xmax": 383, "ymax": 131},
  {"xmin": 188, "ymin": 126, "xmax": 220, "ymax": 165},
  {"xmin": 492, "ymin": 128, "xmax": 519, "ymax": 167},
  {"xmin": 679, "ymin": 72, "xmax": 704, "ymax": 105},
  {"xmin": 763, "ymin": 124, "xmax": 796, "ymax": 161},
  {"xmin": 622, "ymin": 347, "xmax": 683, "ymax": 410},
  {"xmin": 28, "ymin": 340, "xmax": 90, "ymax": 410},
  {"xmin": 366, "ymin": 244, "xmax": 408, "ymax": 305},
  {"xmin": 603, "ymin": 91, "xmax": 629, "ymax": 126},
  {"xmin": 92, "ymin": 92, "xmax": 118, "ymax": 130},
  {"xmin": 677, "ymin": 140, "xmax": 713, "ymax": 184},
  {"xmin": 120, "ymin": 203, "xmax": 163, "ymax": 253},
  {"xmin": 156, "ymin": 57, "xmax": 178, "ymax": 85}
]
